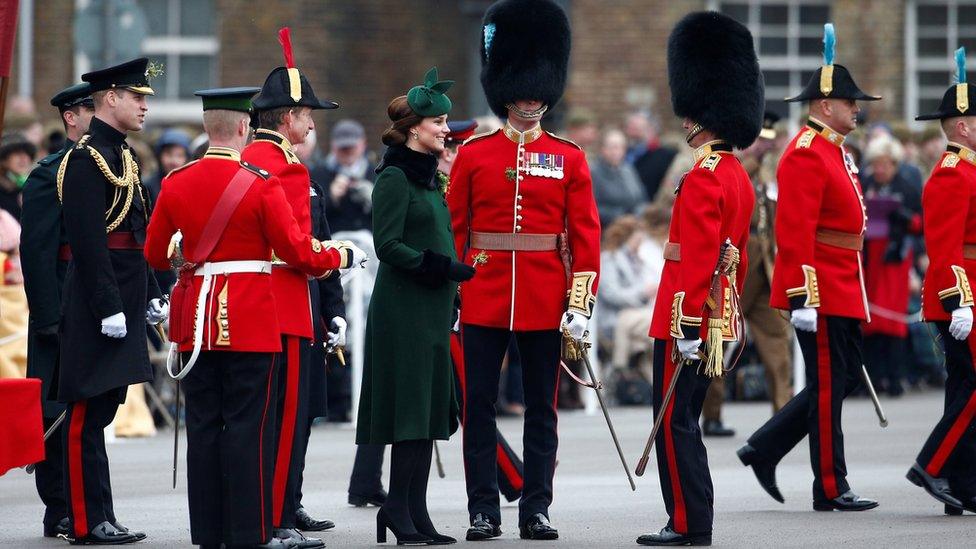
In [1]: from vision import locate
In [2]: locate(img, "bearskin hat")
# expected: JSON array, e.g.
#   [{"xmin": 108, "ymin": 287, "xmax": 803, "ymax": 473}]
[
  {"xmin": 667, "ymin": 11, "xmax": 765, "ymax": 149},
  {"xmin": 480, "ymin": 0, "xmax": 571, "ymax": 118}
]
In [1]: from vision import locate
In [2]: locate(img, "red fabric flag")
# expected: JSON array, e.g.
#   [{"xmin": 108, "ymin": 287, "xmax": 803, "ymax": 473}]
[
  {"xmin": 0, "ymin": 0, "xmax": 19, "ymax": 78},
  {"xmin": 0, "ymin": 378, "xmax": 45, "ymax": 476}
]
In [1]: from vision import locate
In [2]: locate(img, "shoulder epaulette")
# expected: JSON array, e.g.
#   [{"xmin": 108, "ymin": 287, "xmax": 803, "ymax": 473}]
[
  {"xmin": 74, "ymin": 135, "xmax": 92, "ymax": 150},
  {"xmin": 241, "ymin": 161, "xmax": 272, "ymax": 179},
  {"xmin": 461, "ymin": 128, "xmax": 500, "ymax": 146},
  {"xmin": 796, "ymin": 129, "xmax": 815, "ymax": 149},
  {"xmin": 941, "ymin": 154, "xmax": 961, "ymax": 169},
  {"xmin": 37, "ymin": 151, "xmax": 64, "ymax": 167},
  {"xmin": 699, "ymin": 153, "xmax": 722, "ymax": 172},
  {"xmin": 545, "ymin": 131, "xmax": 582, "ymax": 150},
  {"xmin": 164, "ymin": 159, "xmax": 199, "ymax": 179}
]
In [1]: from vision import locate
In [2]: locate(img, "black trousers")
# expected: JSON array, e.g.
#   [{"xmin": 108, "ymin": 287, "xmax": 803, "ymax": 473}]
[
  {"xmin": 651, "ymin": 339, "xmax": 713, "ymax": 536},
  {"xmin": 271, "ymin": 336, "xmax": 312, "ymax": 528},
  {"xmin": 747, "ymin": 315, "xmax": 863, "ymax": 501},
  {"xmin": 63, "ymin": 389, "xmax": 122, "ymax": 538},
  {"xmin": 916, "ymin": 322, "xmax": 976, "ymax": 496},
  {"xmin": 461, "ymin": 324, "xmax": 560, "ymax": 525},
  {"xmin": 36, "ymin": 413, "xmax": 67, "ymax": 531},
  {"xmin": 349, "ymin": 443, "xmax": 386, "ymax": 497},
  {"xmin": 182, "ymin": 350, "xmax": 278, "ymax": 546}
]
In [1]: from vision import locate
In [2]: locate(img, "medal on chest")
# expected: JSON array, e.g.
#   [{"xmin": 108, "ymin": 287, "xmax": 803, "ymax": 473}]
[{"xmin": 522, "ymin": 151, "xmax": 565, "ymax": 179}]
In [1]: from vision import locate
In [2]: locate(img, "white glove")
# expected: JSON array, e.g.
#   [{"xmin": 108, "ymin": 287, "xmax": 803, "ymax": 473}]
[
  {"xmin": 327, "ymin": 316, "xmax": 347, "ymax": 348},
  {"xmin": 101, "ymin": 312, "xmax": 127, "ymax": 338},
  {"xmin": 560, "ymin": 311, "xmax": 589, "ymax": 340},
  {"xmin": 146, "ymin": 298, "xmax": 169, "ymax": 325},
  {"xmin": 949, "ymin": 307, "xmax": 973, "ymax": 341},
  {"xmin": 676, "ymin": 337, "xmax": 702, "ymax": 361},
  {"xmin": 791, "ymin": 307, "xmax": 818, "ymax": 332},
  {"xmin": 347, "ymin": 244, "xmax": 368, "ymax": 269}
]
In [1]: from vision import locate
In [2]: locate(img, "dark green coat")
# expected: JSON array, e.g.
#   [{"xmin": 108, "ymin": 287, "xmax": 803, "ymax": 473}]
[{"xmin": 356, "ymin": 146, "xmax": 459, "ymax": 444}]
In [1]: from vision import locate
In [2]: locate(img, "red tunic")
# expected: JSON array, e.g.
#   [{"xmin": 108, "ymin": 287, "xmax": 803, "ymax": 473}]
[
  {"xmin": 144, "ymin": 147, "xmax": 341, "ymax": 352},
  {"xmin": 448, "ymin": 124, "xmax": 601, "ymax": 331},
  {"xmin": 769, "ymin": 119, "xmax": 870, "ymax": 320},
  {"xmin": 649, "ymin": 141, "xmax": 754, "ymax": 340},
  {"xmin": 242, "ymin": 129, "xmax": 315, "ymax": 338},
  {"xmin": 921, "ymin": 145, "xmax": 976, "ymax": 322}
]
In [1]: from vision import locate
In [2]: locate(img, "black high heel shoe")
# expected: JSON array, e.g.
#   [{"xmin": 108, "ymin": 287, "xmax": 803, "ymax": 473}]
[
  {"xmin": 376, "ymin": 508, "xmax": 432, "ymax": 546},
  {"xmin": 415, "ymin": 528, "xmax": 456, "ymax": 545}
]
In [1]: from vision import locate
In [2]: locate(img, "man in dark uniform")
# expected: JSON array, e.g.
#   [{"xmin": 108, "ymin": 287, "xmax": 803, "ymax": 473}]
[
  {"xmin": 19, "ymin": 82, "xmax": 93, "ymax": 540},
  {"xmin": 637, "ymin": 11, "xmax": 762, "ymax": 546},
  {"xmin": 907, "ymin": 47, "xmax": 976, "ymax": 516},
  {"xmin": 145, "ymin": 87, "xmax": 363, "ymax": 549},
  {"xmin": 57, "ymin": 58, "xmax": 163, "ymax": 545},
  {"xmin": 243, "ymin": 27, "xmax": 339, "ymax": 548},
  {"xmin": 738, "ymin": 24, "xmax": 881, "ymax": 512},
  {"xmin": 448, "ymin": 0, "xmax": 602, "ymax": 540}
]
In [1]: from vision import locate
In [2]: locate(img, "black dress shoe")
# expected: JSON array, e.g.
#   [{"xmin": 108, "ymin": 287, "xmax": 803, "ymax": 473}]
[
  {"xmin": 44, "ymin": 517, "xmax": 70, "ymax": 538},
  {"xmin": 69, "ymin": 521, "xmax": 140, "ymax": 545},
  {"xmin": 736, "ymin": 444, "xmax": 784, "ymax": 503},
  {"xmin": 906, "ymin": 463, "xmax": 964, "ymax": 508},
  {"xmin": 112, "ymin": 522, "xmax": 147, "ymax": 541},
  {"xmin": 636, "ymin": 526, "xmax": 711, "ymax": 546},
  {"xmin": 519, "ymin": 513, "xmax": 558, "ymax": 540},
  {"xmin": 229, "ymin": 539, "xmax": 298, "ymax": 548},
  {"xmin": 702, "ymin": 420, "xmax": 735, "ymax": 437},
  {"xmin": 465, "ymin": 514, "xmax": 501, "ymax": 541},
  {"xmin": 349, "ymin": 489, "xmax": 387, "ymax": 507},
  {"xmin": 295, "ymin": 507, "xmax": 335, "ymax": 531},
  {"xmin": 813, "ymin": 491, "xmax": 879, "ymax": 511},
  {"xmin": 946, "ymin": 504, "xmax": 964, "ymax": 516},
  {"xmin": 274, "ymin": 527, "xmax": 324, "ymax": 549}
]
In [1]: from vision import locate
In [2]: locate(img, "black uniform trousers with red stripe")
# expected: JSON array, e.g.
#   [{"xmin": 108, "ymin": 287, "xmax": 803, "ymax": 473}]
[
  {"xmin": 271, "ymin": 335, "xmax": 312, "ymax": 529},
  {"xmin": 63, "ymin": 388, "xmax": 124, "ymax": 539},
  {"xmin": 182, "ymin": 350, "xmax": 279, "ymax": 546},
  {"xmin": 461, "ymin": 325, "xmax": 560, "ymax": 526},
  {"xmin": 915, "ymin": 322, "xmax": 976, "ymax": 496},
  {"xmin": 746, "ymin": 315, "xmax": 863, "ymax": 502},
  {"xmin": 652, "ymin": 339, "xmax": 713, "ymax": 536}
]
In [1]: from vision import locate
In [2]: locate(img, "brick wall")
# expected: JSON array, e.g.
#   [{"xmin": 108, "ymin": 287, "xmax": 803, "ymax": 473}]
[{"xmin": 6, "ymin": 0, "xmax": 74, "ymax": 120}]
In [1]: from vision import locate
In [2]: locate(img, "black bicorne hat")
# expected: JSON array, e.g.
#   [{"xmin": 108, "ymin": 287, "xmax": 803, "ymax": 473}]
[
  {"xmin": 785, "ymin": 24, "xmax": 880, "ymax": 103},
  {"xmin": 252, "ymin": 28, "xmax": 338, "ymax": 112},
  {"xmin": 480, "ymin": 0, "xmax": 571, "ymax": 118},
  {"xmin": 916, "ymin": 48, "xmax": 976, "ymax": 120},
  {"xmin": 667, "ymin": 11, "xmax": 765, "ymax": 149}
]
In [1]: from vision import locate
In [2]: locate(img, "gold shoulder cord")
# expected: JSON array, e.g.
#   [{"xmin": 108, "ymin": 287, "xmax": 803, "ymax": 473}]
[{"xmin": 56, "ymin": 140, "xmax": 141, "ymax": 234}]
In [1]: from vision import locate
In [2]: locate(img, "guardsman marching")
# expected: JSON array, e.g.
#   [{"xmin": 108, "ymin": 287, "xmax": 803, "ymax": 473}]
[
  {"xmin": 738, "ymin": 24, "xmax": 881, "ymax": 512},
  {"xmin": 19, "ymin": 82, "xmax": 94, "ymax": 540},
  {"xmin": 448, "ymin": 0, "xmax": 601, "ymax": 540},
  {"xmin": 242, "ymin": 28, "xmax": 339, "ymax": 548},
  {"xmin": 638, "ymin": 11, "xmax": 762, "ymax": 546},
  {"xmin": 906, "ymin": 47, "xmax": 976, "ymax": 516},
  {"xmin": 145, "ymin": 87, "xmax": 364, "ymax": 549},
  {"xmin": 57, "ymin": 58, "xmax": 162, "ymax": 545}
]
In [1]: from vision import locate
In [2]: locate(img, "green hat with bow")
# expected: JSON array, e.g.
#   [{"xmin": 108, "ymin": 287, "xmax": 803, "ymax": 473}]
[{"xmin": 407, "ymin": 67, "xmax": 454, "ymax": 117}]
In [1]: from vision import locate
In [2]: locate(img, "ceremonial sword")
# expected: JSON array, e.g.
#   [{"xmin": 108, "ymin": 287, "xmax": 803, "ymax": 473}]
[
  {"xmin": 860, "ymin": 365, "xmax": 888, "ymax": 428},
  {"xmin": 24, "ymin": 410, "xmax": 68, "ymax": 474}
]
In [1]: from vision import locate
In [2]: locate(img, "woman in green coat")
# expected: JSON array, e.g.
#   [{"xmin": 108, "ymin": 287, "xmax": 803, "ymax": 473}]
[{"xmin": 357, "ymin": 68, "xmax": 474, "ymax": 546}]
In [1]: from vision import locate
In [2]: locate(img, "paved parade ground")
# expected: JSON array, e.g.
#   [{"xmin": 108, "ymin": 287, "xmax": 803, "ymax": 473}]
[{"xmin": 2, "ymin": 390, "xmax": 972, "ymax": 548}]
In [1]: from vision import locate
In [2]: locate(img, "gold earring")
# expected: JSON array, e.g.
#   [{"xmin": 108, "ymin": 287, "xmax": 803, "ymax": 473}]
[{"xmin": 412, "ymin": 133, "xmax": 419, "ymax": 139}]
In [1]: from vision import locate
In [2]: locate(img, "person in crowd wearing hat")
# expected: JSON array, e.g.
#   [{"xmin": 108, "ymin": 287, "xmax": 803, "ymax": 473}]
[
  {"xmin": 905, "ymin": 47, "xmax": 976, "ymax": 517},
  {"xmin": 145, "ymin": 86, "xmax": 365, "ymax": 549},
  {"xmin": 356, "ymin": 67, "xmax": 470, "ymax": 546},
  {"xmin": 637, "ymin": 11, "xmax": 762, "ymax": 546},
  {"xmin": 56, "ymin": 57, "xmax": 163, "ymax": 545},
  {"xmin": 700, "ymin": 111, "xmax": 793, "ymax": 440},
  {"xmin": 0, "ymin": 132, "xmax": 37, "ymax": 219},
  {"xmin": 242, "ymin": 28, "xmax": 340, "ymax": 547},
  {"xmin": 313, "ymin": 119, "xmax": 377, "ymax": 234},
  {"xmin": 447, "ymin": 0, "xmax": 601, "ymax": 540},
  {"xmin": 738, "ymin": 24, "xmax": 881, "ymax": 513},
  {"xmin": 18, "ymin": 82, "xmax": 94, "ymax": 541},
  {"xmin": 143, "ymin": 128, "xmax": 191, "ymax": 206}
]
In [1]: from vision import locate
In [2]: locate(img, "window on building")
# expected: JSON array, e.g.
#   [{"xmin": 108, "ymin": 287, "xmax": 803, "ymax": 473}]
[
  {"xmin": 906, "ymin": 1, "xmax": 976, "ymax": 123},
  {"xmin": 711, "ymin": 1, "xmax": 831, "ymax": 127}
]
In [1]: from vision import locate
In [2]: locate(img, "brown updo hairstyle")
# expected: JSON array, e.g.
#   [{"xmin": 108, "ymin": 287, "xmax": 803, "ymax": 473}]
[{"xmin": 381, "ymin": 95, "xmax": 425, "ymax": 147}]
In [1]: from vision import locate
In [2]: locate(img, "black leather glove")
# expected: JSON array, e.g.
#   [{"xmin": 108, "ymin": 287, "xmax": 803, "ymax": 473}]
[
  {"xmin": 412, "ymin": 250, "xmax": 452, "ymax": 288},
  {"xmin": 447, "ymin": 260, "xmax": 476, "ymax": 282}
]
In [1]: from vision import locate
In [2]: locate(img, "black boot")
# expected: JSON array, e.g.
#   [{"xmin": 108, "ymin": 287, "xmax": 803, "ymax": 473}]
[
  {"xmin": 636, "ymin": 526, "xmax": 711, "ymax": 546},
  {"xmin": 408, "ymin": 440, "xmax": 455, "ymax": 545},
  {"xmin": 813, "ymin": 491, "xmax": 879, "ymax": 512},
  {"xmin": 465, "ymin": 514, "xmax": 501, "ymax": 542},
  {"xmin": 376, "ymin": 440, "xmax": 431, "ymax": 545},
  {"xmin": 519, "ymin": 513, "xmax": 558, "ymax": 540},
  {"xmin": 349, "ymin": 490, "xmax": 387, "ymax": 507},
  {"xmin": 295, "ymin": 507, "xmax": 335, "ymax": 531},
  {"xmin": 906, "ymin": 463, "xmax": 963, "ymax": 508},
  {"xmin": 701, "ymin": 420, "xmax": 735, "ymax": 437},
  {"xmin": 737, "ymin": 444, "xmax": 784, "ymax": 503}
]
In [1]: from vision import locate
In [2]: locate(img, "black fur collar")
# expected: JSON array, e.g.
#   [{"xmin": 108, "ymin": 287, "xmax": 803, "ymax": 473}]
[{"xmin": 377, "ymin": 145, "xmax": 439, "ymax": 190}]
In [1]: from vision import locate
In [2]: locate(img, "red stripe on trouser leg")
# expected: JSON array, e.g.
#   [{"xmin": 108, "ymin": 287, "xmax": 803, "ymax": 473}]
[
  {"xmin": 258, "ymin": 354, "xmax": 277, "ymax": 542},
  {"xmin": 662, "ymin": 340, "xmax": 687, "ymax": 534},
  {"xmin": 451, "ymin": 333, "xmax": 467, "ymax": 421},
  {"xmin": 68, "ymin": 400, "xmax": 88, "ymax": 537},
  {"xmin": 497, "ymin": 442, "xmax": 525, "ymax": 491},
  {"xmin": 816, "ymin": 317, "xmax": 839, "ymax": 499},
  {"xmin": 925, "ymin": 335, "xmax": 976, "ymax": 476},
  {"xmin": 272, "ymin": 337, "xmax": 300, "ymax": 526}
]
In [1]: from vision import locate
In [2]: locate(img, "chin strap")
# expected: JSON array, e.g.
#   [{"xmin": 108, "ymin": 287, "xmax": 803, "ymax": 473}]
[
  {"xmin": 685, "ymin": 123, "xmax": 704, "ymax": 144},
  {"xmin": 506, "ymin": 103, "xmax": 548, "ymax": 120}
]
